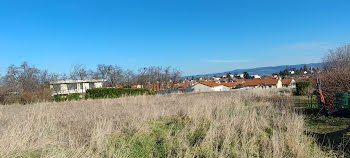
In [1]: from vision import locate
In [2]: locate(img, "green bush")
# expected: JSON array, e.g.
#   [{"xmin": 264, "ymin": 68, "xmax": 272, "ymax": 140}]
[
  {"xmin": 234, "ymin": 84, "xmax": 244, "ymax": 89},
  {"xmin": 85, "ymin": 88, "xmax": 155, "ymax": 99},
  {"xmin": 67, "ymin": 93, "xmax": 81, "ymax": 101},
  {"xmin": 296, "ymin": 80, "xmax": 313, "ymax": 96},
  {"xmin": 54, "ymin": 94, "xmax": 66, "ymax": 102},
  {"xmin": 54, "ymin": 93, "xmax": 81, "ymax": 102}
]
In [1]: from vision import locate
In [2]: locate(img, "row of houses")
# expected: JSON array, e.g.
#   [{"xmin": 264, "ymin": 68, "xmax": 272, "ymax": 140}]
[
  {"xmin": 215, "ymin": 74, "xmax": 261, "ymax": 80},
  {"xmin": 49, "ymin": 78, "xmax": 296, "ymax": 95},
  {"xmin": 193, "ymin": 78, "xmax": 295, "ymax": 92}
]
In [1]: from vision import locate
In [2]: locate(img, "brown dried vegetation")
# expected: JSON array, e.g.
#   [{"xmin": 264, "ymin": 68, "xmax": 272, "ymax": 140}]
[{"xmin": 0, "ymin": 90, "xmax": 332, "ymax": 157}]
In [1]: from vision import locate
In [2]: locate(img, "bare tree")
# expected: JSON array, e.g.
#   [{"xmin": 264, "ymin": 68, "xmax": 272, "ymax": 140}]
[
  {"xmin": 136, "ymin": 67, "xmax": 148, "ymax": 87},
  {"xmin": 91, "ymin": 64, "xmax": 125, "ymax": 87},
  {"xmin": 122, "ymin": 69, "xmax": 135, "ymax": 87},
  {"xmin": 70, "ymin": 64, "xmax": 88, "ymax": 80},
  {"xmin": 1, "ymin": 62, "xmax": 43, "ymax": 92},
  {"xmin": 108, "ymin": 65, "xmax": 124, "ymax": 87},
  {"xmin": 170, "ymin": 68, "xmax": 182, "ymax": 88},
  {"xmin": 134, "ymin": 66, "xmax": 182, "ymax": 89},
  {"xmin": 319, "ymin": 44, "xmax": 350, "ymax": 109},
  {"xmin": 0, "ymin": 62, "xmax": 53, "ymax": 104},
  {"xmin": 18, "ymin": 62, "xmax": 41, "ymax": 91},
  {"xmin": 95, "ymin": 64, "xmax": 110, "ymax": 79}
]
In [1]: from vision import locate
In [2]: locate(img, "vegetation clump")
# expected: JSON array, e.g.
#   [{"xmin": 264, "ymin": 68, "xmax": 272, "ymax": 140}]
[
  {"xmin": 296, "ymin": 80, "xmax": 313, "ymax": 96},
  {"xmin": 54, "ymin": 93, "xmax": 81, "ymax": 102},
  {"xmin": 85, "ymin": 87, "xmax": 155, "ymax": 99}
]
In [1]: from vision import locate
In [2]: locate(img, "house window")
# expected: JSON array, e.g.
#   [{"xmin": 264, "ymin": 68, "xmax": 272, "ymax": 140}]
[
  {"xmin": 53, "ymin": 85, "xmax": 60, "ymax": 91},
  {"xmin": 80, "ymin": 83, "xmax": 83, "ymax": 90},
  {"xmin": 89, "ymin": 83, "xmax": 95, "ymax": 89},
  {"xmin": 67, "ymin": 83, "xmax": 77, "ymax": 90}
]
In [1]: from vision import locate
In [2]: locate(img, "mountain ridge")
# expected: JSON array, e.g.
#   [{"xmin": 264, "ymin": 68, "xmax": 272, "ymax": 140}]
[{"xmin": 185, "ymin": 63, "xmax": 322, "ymax": 78}]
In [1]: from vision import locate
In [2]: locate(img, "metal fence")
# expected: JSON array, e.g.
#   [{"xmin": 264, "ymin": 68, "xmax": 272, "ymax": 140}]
[
  {"xmin": 156, "ymin": 88, "xmax": 194, "ymax": 94},
  {"xmin": 294, "ymin": 95, "xmax": 318, "ymax": 108}
]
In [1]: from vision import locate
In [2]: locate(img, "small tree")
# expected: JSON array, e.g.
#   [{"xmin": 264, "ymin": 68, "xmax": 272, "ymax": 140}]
[
  {"xmin": 235, "ymin": 84, "xmax": 244, "ymax": 89},
  {"xmin": 226, "ymin": 73, "xmax": 233, "ymax": 82},
  {"xmin": 243, "ymin": 72, "xmax": 252, "ymax": 79},
  {"xmin": 303, "ymin": 65, "xmax": 308, "ymax": 71},
  {"xmin": 296, "ymin": 80, "xmax": 313, "ymax": 96}
]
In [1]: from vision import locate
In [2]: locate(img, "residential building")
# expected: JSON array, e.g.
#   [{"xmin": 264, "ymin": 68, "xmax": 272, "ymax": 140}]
[
  {"xmin": 281, "ymin": 79, "xmax": 296, "ymax": 88},
  {"xmin": 222, "ymin": 74, "xmax": 234, "ymax": 79},
  {"xmin": 49, "ymin": 79, "xmax": 106, "ymax": 95},
  {"xmin": 221, "ymin": 82, "xmax": 239, "ymax": 88},
  {"xmin": 235, "ymin": 74, "xmax": 245, "ymax": 78},
  {"xmin": 213, "ymin": 76, "xmax": 221, "ymax": 81},
  {"xmin": 193, "ymin": 81, "xmax": 231, "ymax": 92},
  {"xmin": 240, "ymin": 78, "xmax": 283, "ymax": 89},
  {"xmin": 251, "ymin": 74, "xmax": 261, "ymax": 79}
]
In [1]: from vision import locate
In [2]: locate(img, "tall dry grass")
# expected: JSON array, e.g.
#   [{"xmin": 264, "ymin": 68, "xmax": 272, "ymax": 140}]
[{"xmin": 0, "ymin": 89, "xmax": 332, "ymax": 157}]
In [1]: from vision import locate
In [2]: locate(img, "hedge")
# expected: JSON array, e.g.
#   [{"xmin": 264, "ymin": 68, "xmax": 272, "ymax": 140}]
[
  {"xmin": 85, "ymin": 88, "xmax": 155, "ymax": 99},
  {"xmin": 54, "ymin": 93, "xmax": 81, "ymax": 102},
  {"xmin": 296, "ymin": 80, "xmax": 313, "ymax": 96}
]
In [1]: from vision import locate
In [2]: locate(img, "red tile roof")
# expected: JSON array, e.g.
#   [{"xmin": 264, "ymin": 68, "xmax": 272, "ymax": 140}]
[
  {"xmin": 281, "ymin": 79, "xmax": 293, "ymax": 85},
  {"xmin": 200, "ymin": 81, "xmax": 221, "ymax": 87},
  {"xmin": 221, "ymin": 82, "xmax": 239, "ymax": 87},
  {"xmin": 235, "ymin": 79, "xmax": 245, "ymax": 83},
  {"xmin": 241, "ymin": 79, "xmax": 279, "ymax": 86},
  {"xmin": 198, "ymin": 79, "xmax": 280, "ymax": 88}
]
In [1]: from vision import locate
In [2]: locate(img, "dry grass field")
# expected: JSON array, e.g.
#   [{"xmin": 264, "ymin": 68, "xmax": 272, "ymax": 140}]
[{"xmin": 0, "ymin": 89, "xmax": 334, "ymax": 158}]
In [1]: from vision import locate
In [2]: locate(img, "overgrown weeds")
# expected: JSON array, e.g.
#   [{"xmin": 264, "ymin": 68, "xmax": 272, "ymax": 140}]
[{"xmin": 0, "ymin": 89, "xmax": 334, "ymax": 157}]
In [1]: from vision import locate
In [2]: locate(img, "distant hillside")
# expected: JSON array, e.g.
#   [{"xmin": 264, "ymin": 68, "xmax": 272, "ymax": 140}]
[{"xmin": 185, "ymin": 63, "xmax": 322, "ymax": 78}]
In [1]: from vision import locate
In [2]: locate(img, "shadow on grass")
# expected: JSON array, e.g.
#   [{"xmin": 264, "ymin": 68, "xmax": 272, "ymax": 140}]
[
  {"xmin": 308, "ymin": 126, "xmax": 350, "ymax": 157},
  {"xmin": 302, "ymin": 108, "xmax": 350, "ymax": 157}
]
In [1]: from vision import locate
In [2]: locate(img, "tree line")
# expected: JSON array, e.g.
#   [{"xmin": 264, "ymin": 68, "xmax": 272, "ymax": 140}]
[{"xmin": 0, "ymin": 62, "xmax": 182, "ymax": 104}]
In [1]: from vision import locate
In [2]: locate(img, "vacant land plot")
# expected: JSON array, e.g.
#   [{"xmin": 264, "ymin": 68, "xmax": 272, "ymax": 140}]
[{"xmin": 0, "ymin": 89, "xmax": 333, "ymax": 157}]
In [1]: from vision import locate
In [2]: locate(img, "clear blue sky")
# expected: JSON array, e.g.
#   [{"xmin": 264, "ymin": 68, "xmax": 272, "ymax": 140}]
[{"xmin": 0, "ymin": 0, "xmax": 349, "ymax": 76}]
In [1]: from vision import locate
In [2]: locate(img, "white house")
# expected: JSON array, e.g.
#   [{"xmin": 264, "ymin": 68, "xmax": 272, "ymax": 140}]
[
  {"xmin": 213, "ymin": 76, "xmax": 221, "ymax": 81},
  {"xmin": 251, "ymin": 74, "xmax": 261, "ymax": 79},
  {"xmin": 240, "ymin": 78, "xmax": 283, "ymax": 89},
  {"xmin": 281, "ymin": 79, "xmax": 296, "ymax": 88},
  {"xmin": 193, "ymin": 81, "xmax": 231, "ymax": 92},
  {"xmin": 222, "ymin": 74, "xmax": 234, "ymax": 79},
  {"xmin": 49, "ymin": 79, "xmax": 106, "ymax": 95},
  {"xmin": 235, "ymin": 74, "xmax": 245, "ymax": 78}
]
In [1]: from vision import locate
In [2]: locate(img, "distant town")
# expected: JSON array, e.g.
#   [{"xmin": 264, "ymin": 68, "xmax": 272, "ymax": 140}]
[{"xmin": 49, "ymin": 64, "xmax": 320, "ymax": 95}]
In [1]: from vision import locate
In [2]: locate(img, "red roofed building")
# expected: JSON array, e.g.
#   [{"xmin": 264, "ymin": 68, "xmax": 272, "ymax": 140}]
[
  {"xmin": 193, "ymin": 81, "xmax": 231, "ymax": 92},
  {"xmin": 221, "ymin": 82, "xmax": 239, "ymax": 88},
  {"xmin": 192, "ymin": 78, "xmax": 292, "ymax": 93},
  {"xmin": 281, "ymin": 79, "xmax": 296, "ymax": 88},
  {"xmin": 240, "ymin": 78, "xmax": 282, "ymax": 89},
  {"xmin": 200, "ymin": 81, "xmax": 221, "ymax": 87}
]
